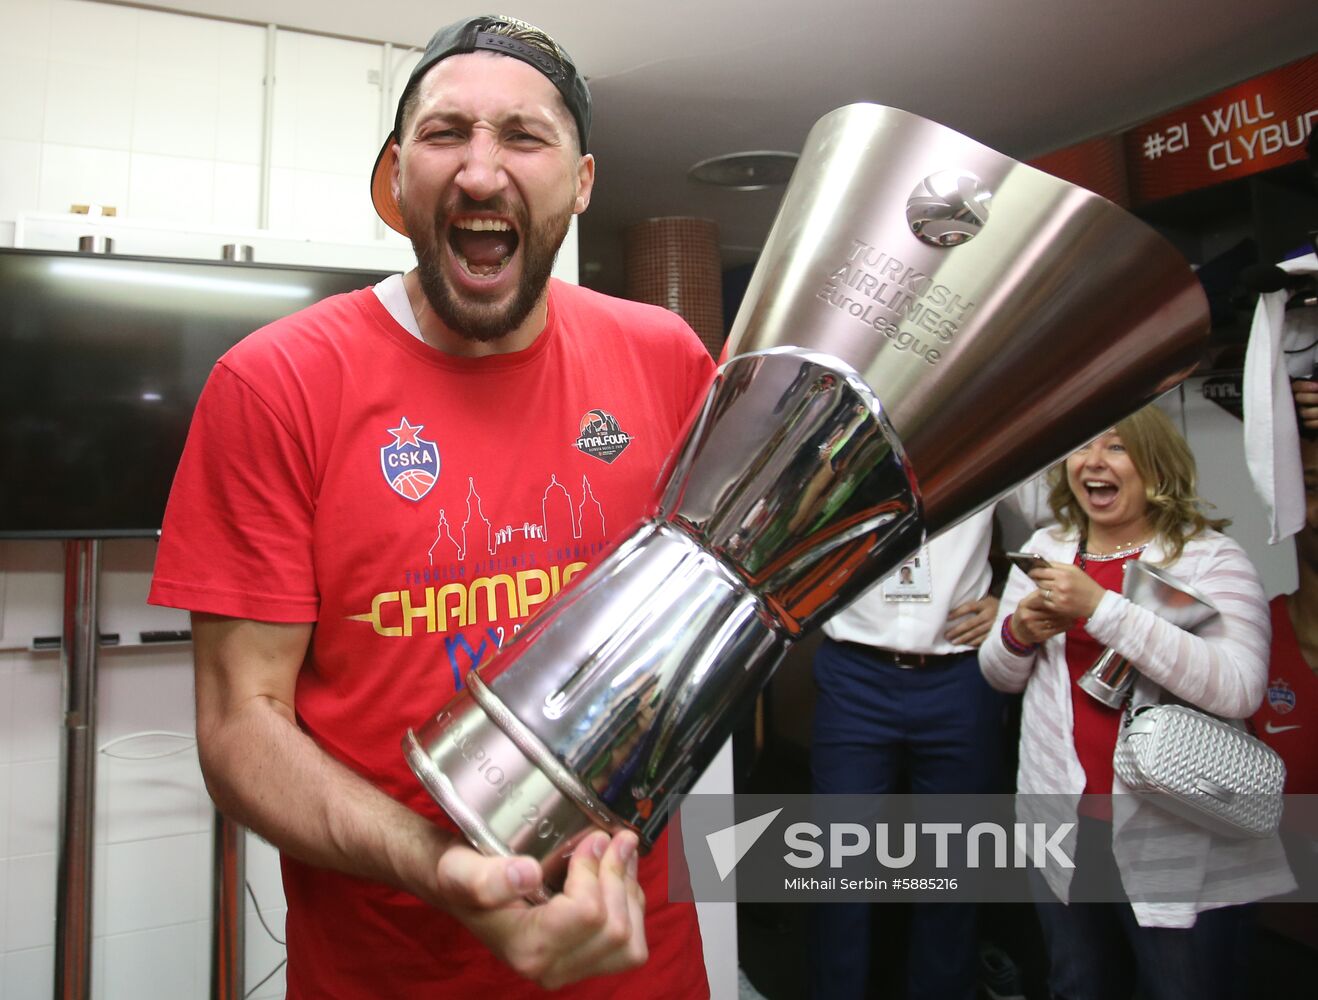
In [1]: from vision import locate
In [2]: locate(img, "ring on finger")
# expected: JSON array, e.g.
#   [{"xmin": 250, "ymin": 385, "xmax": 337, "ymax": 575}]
[{"xmin": 1044, "ymin": 588, "xmax": 1052, "ymax": 601}]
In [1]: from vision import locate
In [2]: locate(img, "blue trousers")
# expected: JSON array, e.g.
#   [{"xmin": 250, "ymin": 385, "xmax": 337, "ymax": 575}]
[
  {"xmin": 808, "ymin": 637, "xmax": 1008, "ymax": 1000},
  {"xmin": 1031, "ymin": 818, "xmax": 1253, "ymax": 1000}
]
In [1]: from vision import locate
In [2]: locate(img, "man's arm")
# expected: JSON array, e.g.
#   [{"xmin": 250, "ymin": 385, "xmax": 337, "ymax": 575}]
[
  {"xmin": 192, "ymin": 612, "xmax": 649, "ymax": 988},
  {"xmin": 1292, "ymin": 378, "xmax": 1318, "ymax": 431}
]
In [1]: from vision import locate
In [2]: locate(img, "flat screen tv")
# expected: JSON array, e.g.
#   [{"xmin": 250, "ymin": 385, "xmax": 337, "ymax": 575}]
[{"xmin": 0, "ymin": 247, "xmax": 391, "ymax": 538}]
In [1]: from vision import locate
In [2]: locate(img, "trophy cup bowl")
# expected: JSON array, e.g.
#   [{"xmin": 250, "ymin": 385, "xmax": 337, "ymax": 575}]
[
  {"xmin": 1078, "ymin": 561, "xmax": 1220, "ymax": 708},
  {"xmin": 403, "ymin": 103, "xmax": 1211, "ymax": 893}
]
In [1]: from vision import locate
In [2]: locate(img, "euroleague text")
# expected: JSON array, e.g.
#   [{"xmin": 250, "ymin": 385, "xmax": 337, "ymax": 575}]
[{"xmin": 817, "ymin": 241, "xmax": 978, "ymax": 366}]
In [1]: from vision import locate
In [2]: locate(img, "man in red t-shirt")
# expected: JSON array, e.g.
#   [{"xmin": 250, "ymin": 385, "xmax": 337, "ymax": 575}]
[
  {"xmin": 1252, "ymin": 389, "xmax": 1318, "ymax": 953},
  {"xmin": 1253, "ymin": 433, "xmax": 1318, "ymax": 794},
  {"xmin": 150, "ymin": 15, "xmax": 713, "ymax": 998}
]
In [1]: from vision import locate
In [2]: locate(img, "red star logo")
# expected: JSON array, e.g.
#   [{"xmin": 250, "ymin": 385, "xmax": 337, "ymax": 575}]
[{"xmin": 388, "ymin": 417, "xmax": 423, "ymax": 447}]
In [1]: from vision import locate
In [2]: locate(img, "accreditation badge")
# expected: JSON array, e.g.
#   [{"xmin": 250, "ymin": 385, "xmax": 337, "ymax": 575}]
[{"xmin": 882, "ymin": 546, "xmax": 932, "ymax": 602}]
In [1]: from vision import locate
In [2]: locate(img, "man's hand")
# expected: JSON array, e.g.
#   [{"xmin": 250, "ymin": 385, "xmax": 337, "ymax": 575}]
[
  {"xmin": 944, "ymin": 596, "xmax": 999, "ymax": 648},
  {"xmin": 446, "ymin": 830, "xmax": 648, "ymax": 990},
  {"xmin": 1294, "ymin": 379, "xmax": 1318, "ymax": 431},
  {"xmin": 192, "ymin": 614, "xmax": 648, "ymax": 988}
]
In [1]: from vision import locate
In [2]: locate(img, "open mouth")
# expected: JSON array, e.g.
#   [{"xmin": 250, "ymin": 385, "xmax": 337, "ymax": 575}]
[
  {"xmin": 448, "ymin": 218, "xmax": 519, "ymax": 278},
  {"xmin": 1083, "ymin": 479, "xmax": 1119, "ymax": 508}
]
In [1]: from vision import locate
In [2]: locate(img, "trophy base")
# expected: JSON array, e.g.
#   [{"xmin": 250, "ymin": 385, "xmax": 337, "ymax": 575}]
[{"xmin": 403, "ymin": 672, "xmax": 629, "ymax": 898}]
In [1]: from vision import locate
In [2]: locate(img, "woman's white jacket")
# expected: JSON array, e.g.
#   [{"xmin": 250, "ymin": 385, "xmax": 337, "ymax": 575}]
[{"xmin": 980, "ymin": 525, "xmax": 1295, "ymax": 927}]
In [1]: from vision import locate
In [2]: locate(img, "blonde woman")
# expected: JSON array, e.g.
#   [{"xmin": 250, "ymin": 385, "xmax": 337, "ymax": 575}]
[{"xmin": 980, "ymin": 404, "xmax": 1294, "ymax": 1000}]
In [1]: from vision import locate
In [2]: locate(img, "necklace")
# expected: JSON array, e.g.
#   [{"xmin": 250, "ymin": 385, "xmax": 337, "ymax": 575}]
[{"xmin": 1078, "ymin": 535, "xmax": 1152, "ymax": 570}]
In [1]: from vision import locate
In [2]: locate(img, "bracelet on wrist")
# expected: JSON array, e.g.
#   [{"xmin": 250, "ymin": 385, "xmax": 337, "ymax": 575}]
[{"xmin": 1001, "ymin": 614, "xmax": 1037, "ymax": 656}]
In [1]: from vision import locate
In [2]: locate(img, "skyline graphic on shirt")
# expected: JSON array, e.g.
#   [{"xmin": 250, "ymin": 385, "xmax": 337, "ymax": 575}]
[{"xmin": 427, "ymin": 473, "xmax": 606, "ymax": 564}]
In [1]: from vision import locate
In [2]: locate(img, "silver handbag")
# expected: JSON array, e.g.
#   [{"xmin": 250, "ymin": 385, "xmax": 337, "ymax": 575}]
[{"xmin": 1112, "ymin": 703, "xmax": 1286, "ymax": 839}]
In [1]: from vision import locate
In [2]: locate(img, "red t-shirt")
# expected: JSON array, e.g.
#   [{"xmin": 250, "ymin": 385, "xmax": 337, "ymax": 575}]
[
  {"xmin": 150, "ymin": 280, "xmax": 714, "ymax": 998},
  {"xmin": 1064, "ymin": 553, "xmax": 1136, "ymax": 800},
  {"xmin": 1252, "ymin": 594, "xmax": 1318, "ymax": 794}
]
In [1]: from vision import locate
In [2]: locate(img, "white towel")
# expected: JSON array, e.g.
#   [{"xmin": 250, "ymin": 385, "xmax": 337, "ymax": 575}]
[{"xmin": 1243, "ymin": 252, "xmax": 1318, "ymax": 544}]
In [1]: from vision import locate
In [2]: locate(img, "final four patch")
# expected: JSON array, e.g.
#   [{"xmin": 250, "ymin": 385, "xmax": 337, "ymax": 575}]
[
  {"xmin": 574, "ymin": 409, "xmax": 633, "ymax": 464},
  {"xmin": 381, "ymin": 417, "xmax": 439, "ymax": 501}
]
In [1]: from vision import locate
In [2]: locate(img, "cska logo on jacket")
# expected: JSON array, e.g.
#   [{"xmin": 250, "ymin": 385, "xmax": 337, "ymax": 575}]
[
  {"xmin": 1267, "ymin": 678, "xmax": 1296, "ymax": 715},
  {"xmin": 574, "ymin": 409, "xmax": 632, "ymax": 464},
  {"xmin": 380, "ymin": 417, "xmax": 439, "ymax": 501}
]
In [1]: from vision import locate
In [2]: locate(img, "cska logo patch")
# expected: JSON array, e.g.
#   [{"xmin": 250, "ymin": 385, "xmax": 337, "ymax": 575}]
[
  {"xmin": 574, "ymin": 409, "xmax": 633, "ymax": 464},
  {"xmin": 1266, "ymin": 678, "xmax": 1296, "ymax": 715},
  {"xmin": 380, "ymin": 417, "xmax": 439, "ymax": 501}
]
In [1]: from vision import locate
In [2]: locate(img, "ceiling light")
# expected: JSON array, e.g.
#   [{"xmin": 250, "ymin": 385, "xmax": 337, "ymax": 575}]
[{"xmin": 688, "ymin": 151, "xmax": 798, "ymax": 190}]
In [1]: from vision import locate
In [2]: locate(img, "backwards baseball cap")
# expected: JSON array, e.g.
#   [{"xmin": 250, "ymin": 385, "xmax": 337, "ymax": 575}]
[{"xmin": 370, "ymin": 14, "xmax": 592, "ymax": 236}]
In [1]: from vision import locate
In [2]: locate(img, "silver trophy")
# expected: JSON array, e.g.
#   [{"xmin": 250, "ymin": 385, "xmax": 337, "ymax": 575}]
[
  {"xmin": 403, "ymin": 104, "xmax": 1210, "ymax": 893},
  {"xmin": 1078, "ymin": 561, "xmax": 1219, "ymax": 708}
]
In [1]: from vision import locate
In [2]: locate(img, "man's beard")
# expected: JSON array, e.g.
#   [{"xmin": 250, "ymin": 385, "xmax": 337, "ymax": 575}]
[{"xmin": 408, "ymin": 196, "xmax": 573, "ymax": 343}]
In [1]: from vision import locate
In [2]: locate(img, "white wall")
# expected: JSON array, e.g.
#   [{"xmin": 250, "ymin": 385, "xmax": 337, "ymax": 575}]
[
  {"xmin": 1, "ymin": 539, "xmax": 291, "ymax": 999},
  {"xmin": 0, "ymin": 2, "xmax": 605, "ymax": 999},
  {"xmin": 0, "ymin": 0, "xmax": 420, "ymax": 250},
  {"xmin": 1164, "ymin": 378, "xmax": 1297, "ymax": 598},
  {"xmin": 0, "ymin": 2, "xmax": 415, "ymax": 995}
]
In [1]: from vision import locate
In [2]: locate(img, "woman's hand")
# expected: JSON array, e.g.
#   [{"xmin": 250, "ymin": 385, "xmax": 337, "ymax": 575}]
[
  {"xmin": 1006, "ymin": 561, "xmax": 1106, "ymax": 646},
  {"xmin": 1009, "ymin": 588, "xmax": 1072, "ymax": 646},
  {"xmin": 1028, "ymin": 562, "xmax": 1107, "ymax": 620}
]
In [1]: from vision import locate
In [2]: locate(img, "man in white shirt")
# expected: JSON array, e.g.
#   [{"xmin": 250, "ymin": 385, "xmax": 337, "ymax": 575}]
[{"xmin": 808, "ymin": 489, "xmax": 1043, "ymax": 1000}]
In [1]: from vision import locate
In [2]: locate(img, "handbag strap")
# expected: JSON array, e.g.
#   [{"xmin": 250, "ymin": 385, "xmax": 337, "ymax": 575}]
[{"xmin": 1121, "ymin": 691, "xmax": 1136, "ymax": 729}]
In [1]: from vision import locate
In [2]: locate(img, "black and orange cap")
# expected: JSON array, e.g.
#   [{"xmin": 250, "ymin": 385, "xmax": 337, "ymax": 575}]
[{"xmin": 369, "ymin": 14, "xmax": 592, "ymax": 236}]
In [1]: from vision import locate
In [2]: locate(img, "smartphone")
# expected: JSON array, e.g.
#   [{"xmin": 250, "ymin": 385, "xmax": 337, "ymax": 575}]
[{"xmin": 1006, "ymin": 550, "xmax": 1049, "ymax": 575}]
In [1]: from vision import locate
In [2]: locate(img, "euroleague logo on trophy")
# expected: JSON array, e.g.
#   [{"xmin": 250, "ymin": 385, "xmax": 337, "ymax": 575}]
[
  {"xmin": 574, "ymin": 409, "xmax": 633, "ymax": 464},
  {"xmin": 380, "ymin": 416, "xmax": 439, "ymax": 501},
  {"xmin": 905, "ymin": 171, "xmax": 993, "ymax": 247}
]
